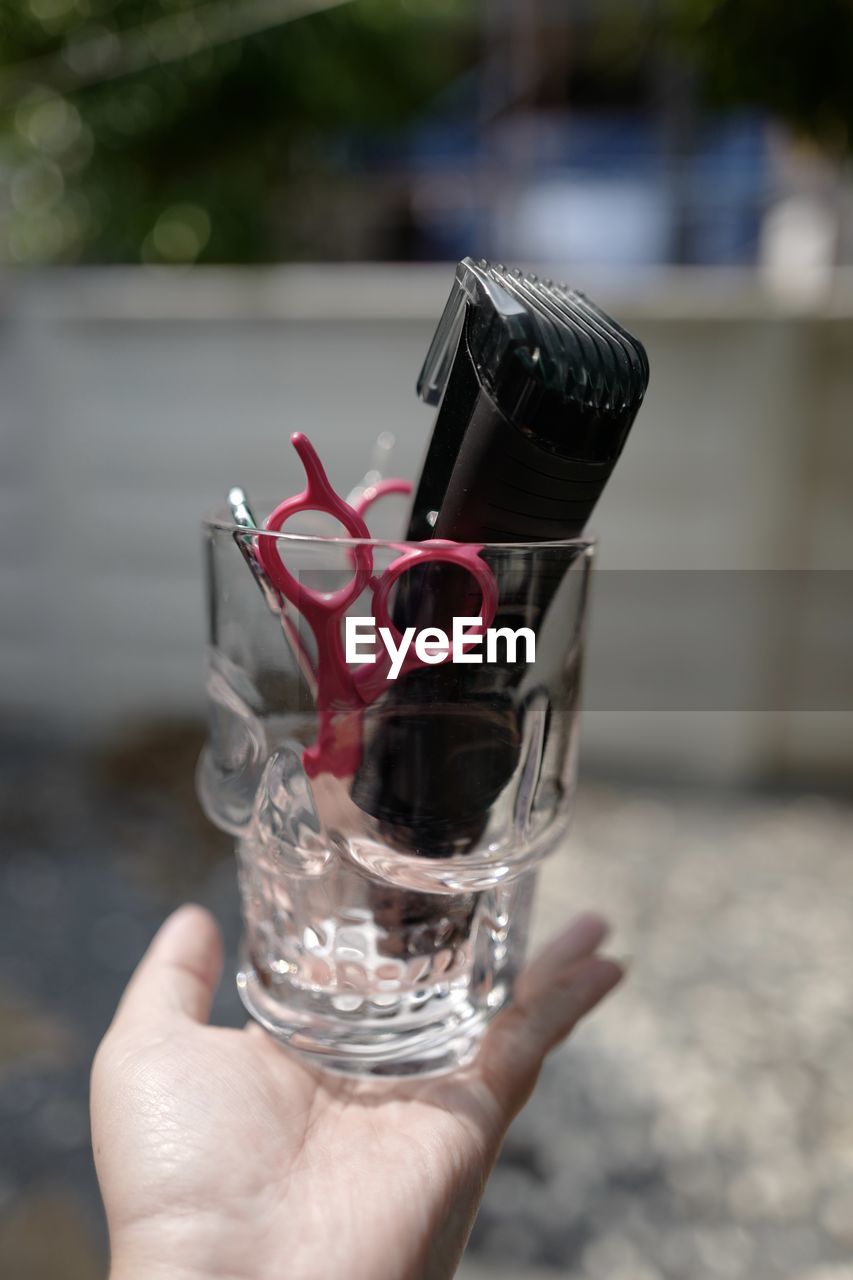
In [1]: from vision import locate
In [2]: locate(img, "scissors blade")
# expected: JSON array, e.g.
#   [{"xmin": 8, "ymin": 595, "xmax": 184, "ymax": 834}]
[
  {"xmin": 227, "ymin": 486, "xmax": 318, "ymax": 700},
  {"xmin": 228, "ymin": 487, "xmax": 283, "ymax": 615}
]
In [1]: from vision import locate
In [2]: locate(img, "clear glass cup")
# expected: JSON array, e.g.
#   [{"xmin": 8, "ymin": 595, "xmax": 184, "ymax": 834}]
[{"xmin": 198, "ymin": 517, "xmax": 594, "ymax": 1076}]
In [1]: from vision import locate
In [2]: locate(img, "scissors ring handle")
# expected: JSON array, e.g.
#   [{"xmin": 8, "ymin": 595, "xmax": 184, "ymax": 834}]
[
  {"xmin": 257, "ymin": 433, "xmax": 373, "ymax": 609},
  {"xmin": 371, "ymin": 541, "xmax": 498, "ymax": 651},
  {"xmin": 352, "ymin": 478, "xmax": 412, "ymax": 522}
]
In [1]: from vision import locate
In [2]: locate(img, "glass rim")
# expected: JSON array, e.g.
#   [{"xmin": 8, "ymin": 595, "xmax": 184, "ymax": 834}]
[{"xmin": 203, "ymin": 513, "xmax": 597, "ymax": 554}]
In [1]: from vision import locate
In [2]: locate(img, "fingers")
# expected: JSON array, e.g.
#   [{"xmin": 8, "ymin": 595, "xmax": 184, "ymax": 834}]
[
  {"xmin": 478, "ymin": 913, "xmax": 623, "ymax": 1120},
  {"xmin": 111, "ymin": 904, "xmax": 224, "ymax": 1033}
]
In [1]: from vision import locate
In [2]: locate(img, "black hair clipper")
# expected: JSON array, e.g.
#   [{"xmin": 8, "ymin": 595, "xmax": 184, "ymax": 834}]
[
  {"xmin": 407, "ymin": 257, "xmax": 649, "ymax": 543},
  {"xmin": 352, "ymin": 258, "xmax": 649, "ymax": 855}
]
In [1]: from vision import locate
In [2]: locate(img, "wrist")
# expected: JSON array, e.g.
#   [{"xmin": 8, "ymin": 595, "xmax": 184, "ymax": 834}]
[
  {"xmin": 112, "ymin": 1269, "xmax": 212, "ymax": 1280},
  {"xmin": 109, "ymin": 1226, "xmax": 255, "ymax": 1280},
  {"xmin": 111, "ymin": 1259, "xmax": 246, "ymax": 1280},
  {"xmin": 111, "ymin": 1263, "xmax": 216, "ymax": 1280}
]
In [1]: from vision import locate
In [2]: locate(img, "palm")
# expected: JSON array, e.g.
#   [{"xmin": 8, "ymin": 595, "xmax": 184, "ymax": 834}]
[{"xmin": 92, "ymin": 907, "xmax": 620, "ymax": 1280}]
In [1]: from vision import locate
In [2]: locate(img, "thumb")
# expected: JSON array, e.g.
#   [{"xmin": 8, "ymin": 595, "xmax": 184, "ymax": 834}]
[
  {"xmin": 111, "ymin": 904, "xmax": 224, "ymax": 1032},
  {"xmin": 478, "ymin": 912, "xmax": 624, "ymax": 1119}
]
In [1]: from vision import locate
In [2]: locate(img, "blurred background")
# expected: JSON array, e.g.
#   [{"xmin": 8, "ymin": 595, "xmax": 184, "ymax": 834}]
[{"xmin": 1, "ymin": 1, "xmax": 852, "ymax": 1277}]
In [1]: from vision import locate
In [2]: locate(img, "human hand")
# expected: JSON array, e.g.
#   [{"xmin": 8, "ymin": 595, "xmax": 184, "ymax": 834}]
[{"xmin": 91, "ymin": 905, "xmax": 622, "ymax": 1280}]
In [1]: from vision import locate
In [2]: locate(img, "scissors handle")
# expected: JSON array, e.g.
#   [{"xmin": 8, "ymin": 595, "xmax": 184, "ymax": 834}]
[
  {"xmin": 252, "ymin": 432, "xmax": 500, "ymax": 779},
  {"xmin": 256, "ymin": 433, "xmax": 373, "ymax": 612},
  {"xmin": 354, "ymin": 540, "xmax": 498, "ymax": 703},
  {"xmin": 352, "ymin": 477, "xmax": 412, "ymax": 521}
]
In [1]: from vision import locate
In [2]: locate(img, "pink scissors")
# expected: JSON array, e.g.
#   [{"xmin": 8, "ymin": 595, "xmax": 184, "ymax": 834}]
[{"xmin": 255, "ymin": 433, "xmax": 498, "ymax": 778}]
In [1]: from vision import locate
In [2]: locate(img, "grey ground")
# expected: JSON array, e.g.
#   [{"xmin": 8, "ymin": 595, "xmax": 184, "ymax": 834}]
[{"xmin": 1, "ymin": 729, "xmax": 851, "ymax": 1279}]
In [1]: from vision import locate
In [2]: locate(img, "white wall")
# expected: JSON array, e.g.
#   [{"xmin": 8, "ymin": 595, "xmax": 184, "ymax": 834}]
[{"xmin": 1, "ymin": 265, "xmax": 850, "ymax": 782}]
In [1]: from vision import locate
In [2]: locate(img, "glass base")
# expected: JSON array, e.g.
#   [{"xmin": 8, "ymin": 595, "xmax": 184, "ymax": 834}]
[{"xmin": 236, "ymin": 948, "xmax": 494, "ymax": 1078}]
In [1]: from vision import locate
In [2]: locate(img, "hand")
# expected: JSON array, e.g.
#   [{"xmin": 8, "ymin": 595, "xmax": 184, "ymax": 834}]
[{"xmin": 91, "ymin": 905, "xmax": 622, "ymax": 1280}]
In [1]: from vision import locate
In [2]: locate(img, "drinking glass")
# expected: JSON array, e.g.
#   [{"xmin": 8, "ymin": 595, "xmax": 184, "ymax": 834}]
[{"xmin": 198, "ymin": 517, "xmax": 594, "ymax": 1076}]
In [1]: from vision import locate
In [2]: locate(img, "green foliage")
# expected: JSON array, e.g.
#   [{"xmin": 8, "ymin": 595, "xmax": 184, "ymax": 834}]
[
  {"xmin": 6, "ymin": 0, "xmax": 851, "ymax": 264},
  {"xmin": 670, "ymin": 0, "xmax": 853, "ymax": 153},
  {"xmin": 0, "ymin": 0, "xmax": 474, "ymax": 263}
]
